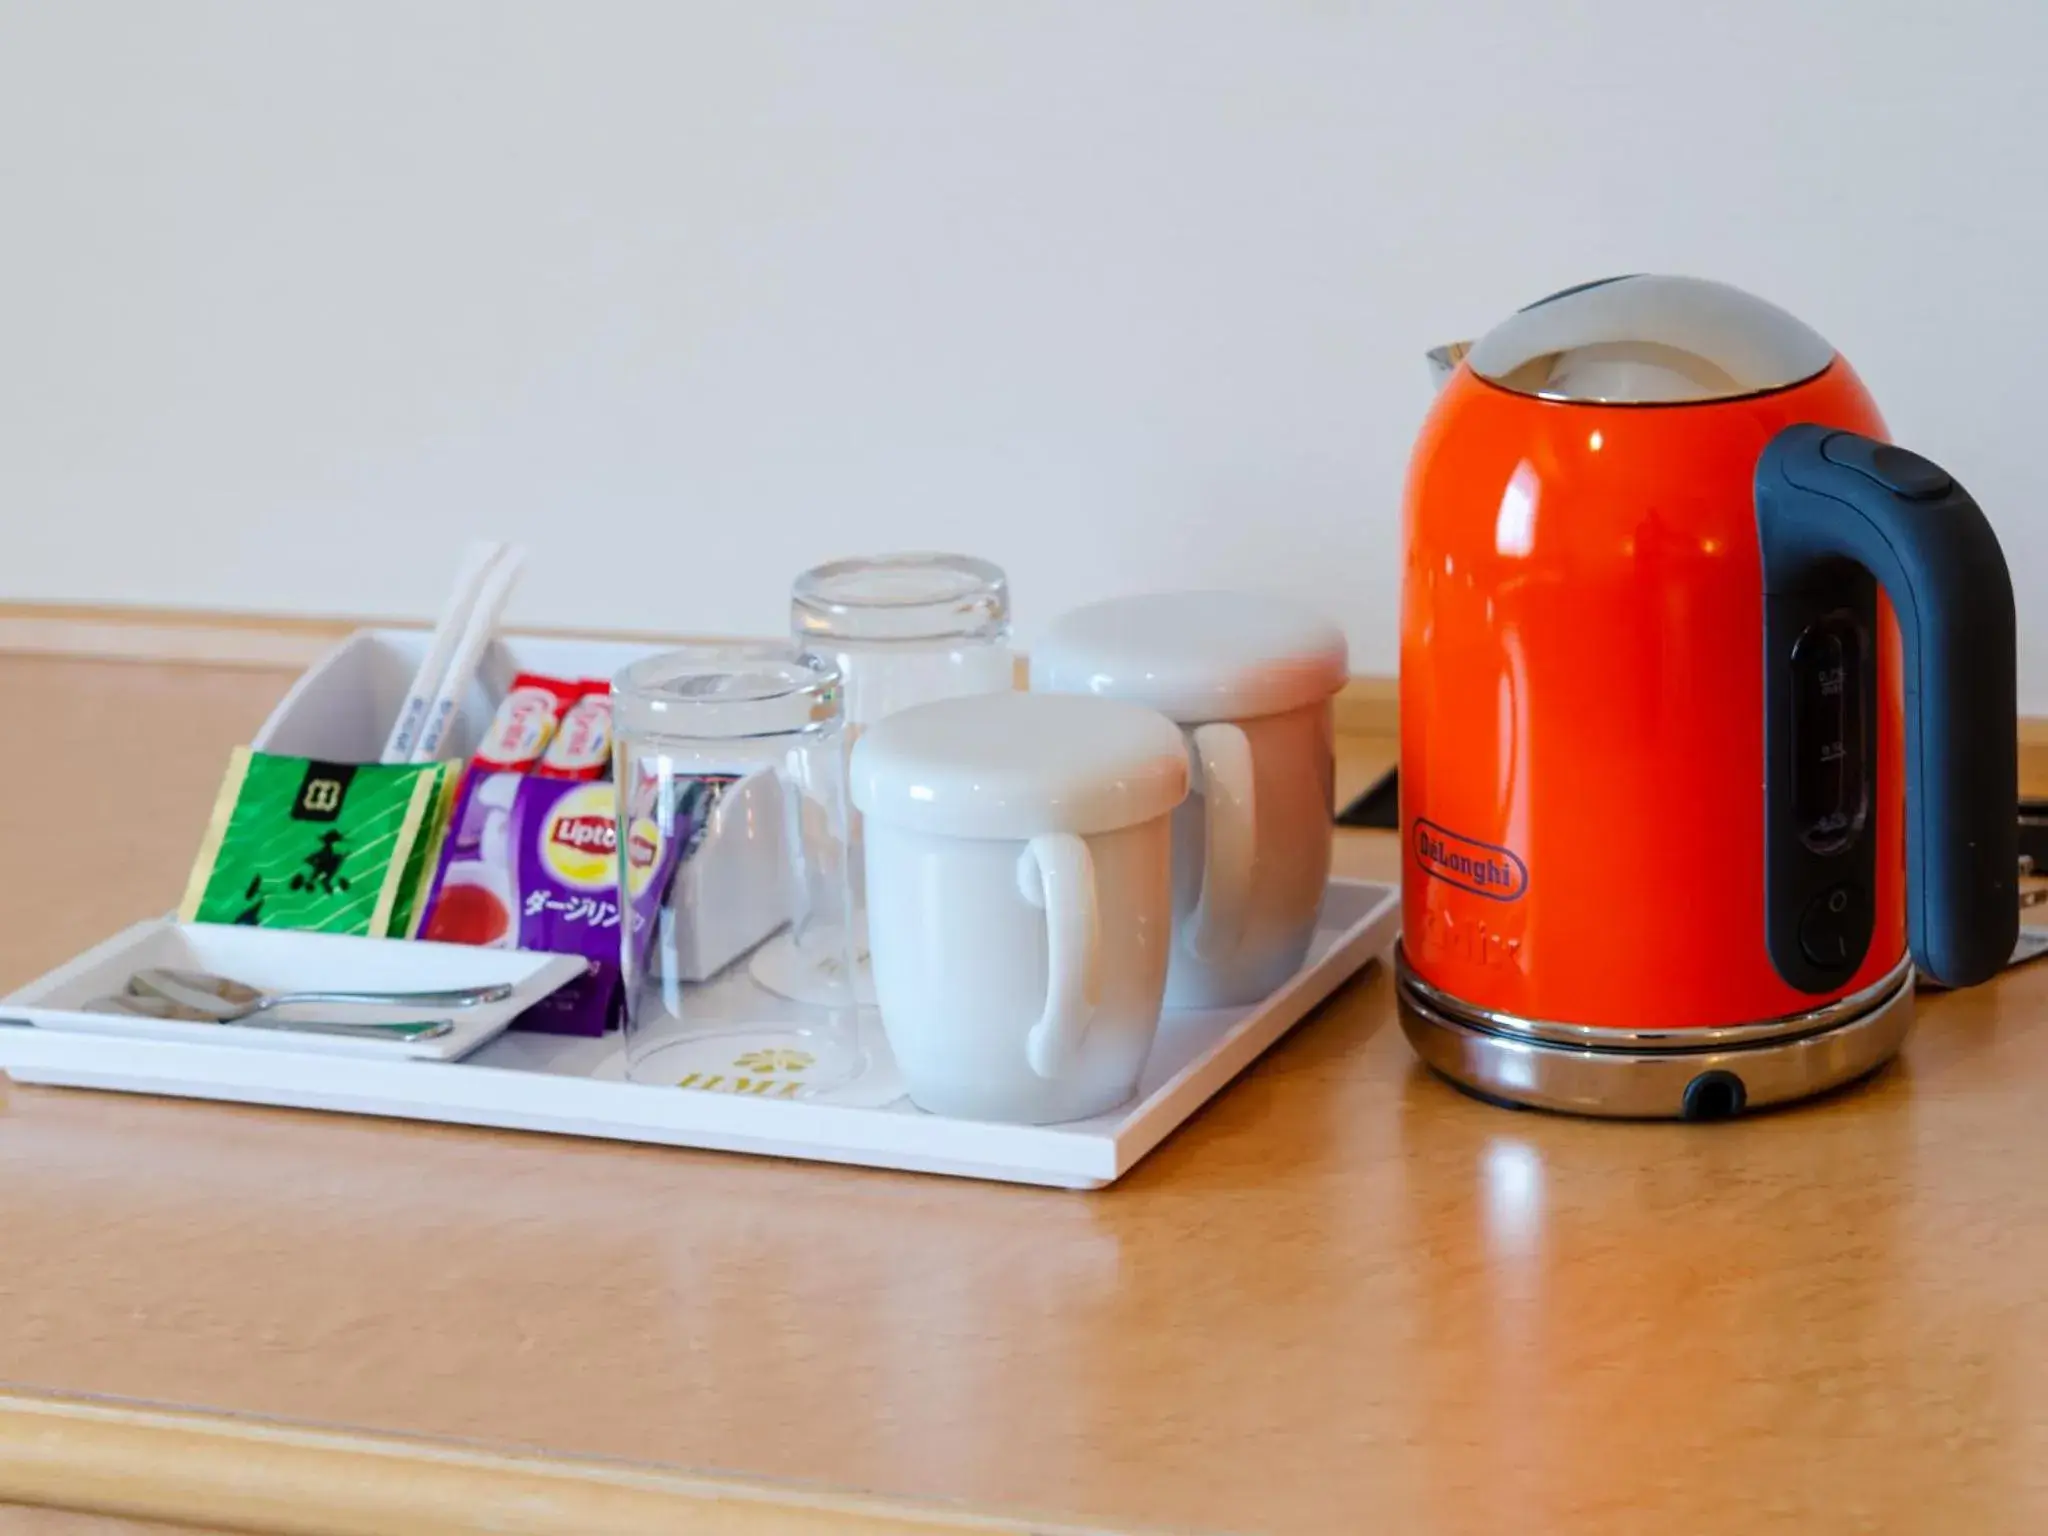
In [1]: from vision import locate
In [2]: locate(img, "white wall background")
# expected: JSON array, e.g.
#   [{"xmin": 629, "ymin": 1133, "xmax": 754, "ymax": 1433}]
[{"xmin": 3, "ymin": 2, "xmax": 2045, "ymax": 696}]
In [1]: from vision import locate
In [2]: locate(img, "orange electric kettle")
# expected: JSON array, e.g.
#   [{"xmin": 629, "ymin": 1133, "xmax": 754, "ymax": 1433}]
[{"xmin": 1397, "ymin": 275, "xmax": 2017, "ymax": 1118}]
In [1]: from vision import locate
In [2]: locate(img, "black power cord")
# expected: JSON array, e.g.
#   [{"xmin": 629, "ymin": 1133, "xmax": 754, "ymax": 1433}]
[{"xmin": 1335, "ymin": 767, "xmax": 1399, "ymax": 830}]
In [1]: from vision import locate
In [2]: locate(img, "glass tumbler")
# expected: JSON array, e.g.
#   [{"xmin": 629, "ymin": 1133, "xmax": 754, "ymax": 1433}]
[
  {"xmin": 792, "ymin": 553, "xmax": 1014, "ymax": 982},
  {"xmin": 790, "ymin": 552, "xmax": 1014, "ymax": 729},
  {"xmin": 614, "ymin": 645, "xmax": 863, "ymax": 1097}
]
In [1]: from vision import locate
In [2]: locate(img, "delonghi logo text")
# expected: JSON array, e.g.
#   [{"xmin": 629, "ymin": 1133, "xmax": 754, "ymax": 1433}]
[{"xmin": 1413, "ymin": 819, "xmax": 1528, "ymax": 901}]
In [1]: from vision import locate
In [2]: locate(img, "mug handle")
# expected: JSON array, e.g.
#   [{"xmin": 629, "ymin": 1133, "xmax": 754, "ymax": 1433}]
[
  {"xmin": 1186, "ymin": 722, "xmax": 1256, "ymax": 962},
  {"xmin": 1017, "ymin": 832, "xmax": 1103, "ymax": 1080}
]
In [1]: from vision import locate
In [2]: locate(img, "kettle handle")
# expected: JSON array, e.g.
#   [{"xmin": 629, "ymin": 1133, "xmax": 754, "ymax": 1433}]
[{"xmin": 1755, "ymin": 423, "xmax": 2017, "ymax": 990}]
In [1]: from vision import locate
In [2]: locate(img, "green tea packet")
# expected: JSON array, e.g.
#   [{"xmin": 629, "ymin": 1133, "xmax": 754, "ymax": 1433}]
[{"xmin": 179, "ymin": 751, "xmax": 459, "ymax": 938}]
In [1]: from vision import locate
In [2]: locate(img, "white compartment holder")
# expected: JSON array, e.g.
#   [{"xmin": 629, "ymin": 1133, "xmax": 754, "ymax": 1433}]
[{"xmin": 0, "ymin": 629, "xmax": 1399, "ymax": 1189}]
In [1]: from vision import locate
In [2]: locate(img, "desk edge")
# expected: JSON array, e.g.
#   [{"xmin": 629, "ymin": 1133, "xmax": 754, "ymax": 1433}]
[{"xmin": 0, "ymin": 1389, "xmax": 1120, "ymax": 1536}]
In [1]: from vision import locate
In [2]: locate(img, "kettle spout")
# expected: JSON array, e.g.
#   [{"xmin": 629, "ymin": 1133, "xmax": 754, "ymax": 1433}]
[{"xmin": 1426, "ymin": 342, "xmax": 1472, "ymax": 393}]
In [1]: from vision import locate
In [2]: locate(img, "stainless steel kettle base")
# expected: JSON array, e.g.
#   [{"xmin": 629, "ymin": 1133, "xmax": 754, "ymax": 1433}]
[{"xmin": 1394, "ymin": 947, "xmax": 1915, "ymax": 1120}]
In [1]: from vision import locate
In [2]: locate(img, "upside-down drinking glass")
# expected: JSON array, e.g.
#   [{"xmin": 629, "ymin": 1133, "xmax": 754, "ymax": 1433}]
[
  {"xmin": 613, "ymin": 644, "xmax": 862, "ymax": 1097},
  {"xmin": 792, "ymin": 553, "xmax": 1015, "ymax": 982},
  {"xmin": 790, "ymin": 552, "xmax": 1014, "ymax": 728}
]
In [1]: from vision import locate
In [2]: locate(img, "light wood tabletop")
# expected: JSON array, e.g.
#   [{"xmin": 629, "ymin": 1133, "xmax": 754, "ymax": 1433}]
[{"xmin": 4, "ymin": 650, "xmax": 2048, "ymax": 1535}]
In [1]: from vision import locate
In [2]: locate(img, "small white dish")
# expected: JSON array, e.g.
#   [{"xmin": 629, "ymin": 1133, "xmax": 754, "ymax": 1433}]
[{"xmin": 3, "ymin": 921, "xmax": 587, "ymax": 1062}]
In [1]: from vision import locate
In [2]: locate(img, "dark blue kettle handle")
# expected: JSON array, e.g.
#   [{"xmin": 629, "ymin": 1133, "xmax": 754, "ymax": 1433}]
[{"xmin": 1756, "ymin": 424, "xmax": 2016, "ymax": 990}]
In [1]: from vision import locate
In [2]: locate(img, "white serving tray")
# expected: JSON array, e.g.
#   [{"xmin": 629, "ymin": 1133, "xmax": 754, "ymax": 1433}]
[
  {"xmin": 0, "ymin": 879, "xmax": 1398, "ymax": 1189},
  {"xmin": 3, "ymin": 921, "xmax": 587, "ymax": 1062}
]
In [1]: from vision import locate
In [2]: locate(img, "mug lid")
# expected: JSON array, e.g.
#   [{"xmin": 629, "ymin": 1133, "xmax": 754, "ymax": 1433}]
[
  {"xmin": 1032, "ymin": 591, "xmax": 1349, "ymax": 722},
  {"xmin": 851, "ymin": 692, "xmax": 1188, "ymax": 839}
]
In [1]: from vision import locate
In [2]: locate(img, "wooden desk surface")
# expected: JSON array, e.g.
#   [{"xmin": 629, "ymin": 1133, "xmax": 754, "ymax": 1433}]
[{"xmin": 5, "ymin": 652, "xmax": 2048, "ymax": 1535}]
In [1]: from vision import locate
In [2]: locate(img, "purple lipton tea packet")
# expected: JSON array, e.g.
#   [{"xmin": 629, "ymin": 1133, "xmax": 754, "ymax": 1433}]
[
  {"xmin": 420, "ymin": 770, "xmax": 678, "ymax": 1035},
  {"xmin": 617, "ymin": 759, "xmax": 739, "ymax": 972}
]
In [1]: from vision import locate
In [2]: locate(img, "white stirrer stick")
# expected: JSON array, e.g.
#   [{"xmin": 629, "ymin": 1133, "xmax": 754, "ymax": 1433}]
[
  {"xmin": 410, "ymin": 544, "xmax": 528, "ymax": 762},
  {"xmin": 379, "ymin": 539, "xmax": 506, "ymax": 763}
]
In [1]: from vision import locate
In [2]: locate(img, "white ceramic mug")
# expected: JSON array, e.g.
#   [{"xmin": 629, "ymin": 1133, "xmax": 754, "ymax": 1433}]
[
  {"xmin": 850, "ymin": 693, "xmax": 1188, "ymax": 1124},
  {"xmin": 1033, "ymin": 592, "xmax": 1349, "ymax": 1009},
  {"xmin": 1166, "ymin": 698, "xmax": 1337, "ymax": 1007}
]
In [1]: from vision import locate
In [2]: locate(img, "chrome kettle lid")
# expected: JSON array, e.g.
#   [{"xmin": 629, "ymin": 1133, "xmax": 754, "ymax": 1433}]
[{"xmin": 1465, "ymin": 275, "xmax": 1836, "ymax": 405}]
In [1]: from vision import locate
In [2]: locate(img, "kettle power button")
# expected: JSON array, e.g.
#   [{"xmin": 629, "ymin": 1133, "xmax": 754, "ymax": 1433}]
[{"xmin": 1798, "ymin": 882, "xmax": 1868, "ymax": 970}]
